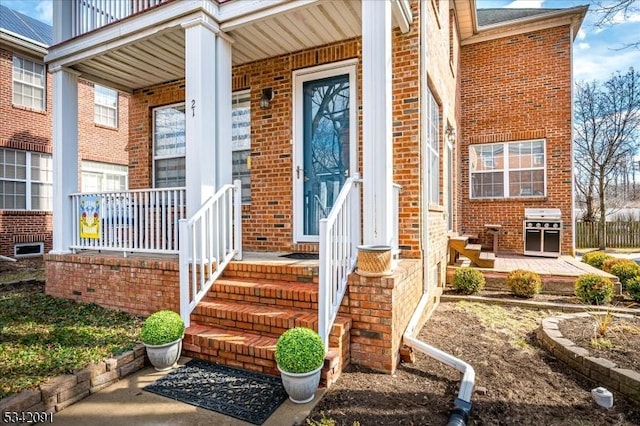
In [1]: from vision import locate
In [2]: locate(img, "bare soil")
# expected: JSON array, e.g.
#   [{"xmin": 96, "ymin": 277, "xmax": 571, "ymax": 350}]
[
  {"xmin": 309, "ymin": 301, "xmax": 640, "ymax": 425},
  {"xmin": 0, "ymin": 257, "xmax": 45, "ymax": 291}
]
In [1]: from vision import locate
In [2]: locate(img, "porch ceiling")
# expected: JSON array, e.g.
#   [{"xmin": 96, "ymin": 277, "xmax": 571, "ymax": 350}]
[{"xmin": 57, "ymin": 1, "xmax": 364, "ymax": 92}]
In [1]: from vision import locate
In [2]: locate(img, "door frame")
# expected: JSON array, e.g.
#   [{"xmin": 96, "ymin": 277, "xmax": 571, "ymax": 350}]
[{"xmin": 292, "ymin": 59, "xmax": 358, "ymax": 243}]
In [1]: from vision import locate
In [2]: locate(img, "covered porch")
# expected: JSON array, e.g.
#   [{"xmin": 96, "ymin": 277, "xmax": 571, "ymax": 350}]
[{"xmin": 46, "ymin": 0, "xmax": 413, "ymax": 349}]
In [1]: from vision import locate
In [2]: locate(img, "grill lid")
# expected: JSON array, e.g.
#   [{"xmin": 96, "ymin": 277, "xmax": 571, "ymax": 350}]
[{"xmin": 524, "ymin": 208, "xmax": 561, "ymax": 220}]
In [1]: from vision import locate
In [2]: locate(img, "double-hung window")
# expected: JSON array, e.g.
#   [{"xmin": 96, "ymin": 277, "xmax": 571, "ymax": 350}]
[
  {"xmin": 153, "ymin": 104, "xmax": 186, "ymax": 188},
  {"xmin": 470, "ymin": 140, "xmax": 546, "ymax": 199},
  {"xmin": 94, "ymin": 85, "xmax": 118, "ymax": 128},
  {"xmin": 0, "ymin": 148, "xmax": 52, "ymax": 210},
  {"xmin": 81, "ymin": 161, "xmax": 128, "ymax": 192},
  {"xmin": 232, "ymin": 91, "xmax": 251, "ymax": 203},
  {"xmin": 13, "ymin": 56, "xmax": 45, "ymax": 111},
  {"xmin": 426, "ymin": 88, "xmax": 440, "ymax": 205}
]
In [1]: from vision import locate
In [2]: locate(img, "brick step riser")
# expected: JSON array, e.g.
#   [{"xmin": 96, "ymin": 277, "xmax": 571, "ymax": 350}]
[
  {"xmin": 190, "ymin": 311, "xmax": 318, "ymax": 338},
  {"xmin": 223, "ymin": 269, "xmax": 318, "ymax": 284},
  {"xmin": 206, "ymin": 287, "xmax": 318, "ymax": 309}
]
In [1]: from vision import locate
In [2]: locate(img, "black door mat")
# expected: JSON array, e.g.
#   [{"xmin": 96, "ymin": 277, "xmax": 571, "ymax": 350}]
[
  {"xmin": 144, "ymin": 359, "xmax": 287, "ymax": 425},
  {"xmin": 280, "ymin": 252, "xmax": 319, "ymax": 260}
]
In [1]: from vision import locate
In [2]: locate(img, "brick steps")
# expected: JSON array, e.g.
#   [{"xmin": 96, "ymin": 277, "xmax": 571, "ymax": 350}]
[{"xmin": 184, "ymin": 260, "xmax": 350, "ymax": 388}]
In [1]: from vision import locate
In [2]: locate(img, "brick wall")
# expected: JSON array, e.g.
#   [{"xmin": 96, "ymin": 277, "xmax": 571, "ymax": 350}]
[
  {"xmin": 460, "ymin": 26, "xmax": 574, "ymax": 255},
  {"xmin": 0, "ymin": 46, "xmax": 129, "ymax": 257},
  {"xmin": 45, "ymin": 253, "xmax": 180, "ymax": 316}
]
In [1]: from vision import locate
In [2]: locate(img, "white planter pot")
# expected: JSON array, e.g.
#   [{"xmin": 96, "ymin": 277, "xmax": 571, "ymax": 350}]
[
  {"xmin": 277, "ymin": 364, "xmax": 322, "ymax": 404},
  {"xmin": 144, "ymin": 337, "xmax": 182, "ymax": 371}
]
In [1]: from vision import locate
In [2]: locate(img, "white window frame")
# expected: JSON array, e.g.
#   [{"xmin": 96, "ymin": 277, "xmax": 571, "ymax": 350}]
[
  {"xmin": 12, "ymin": 55, "xmax": 46, "ymax": 111},
  {"xmin": 81, "ymin": 161, "xmax": 128, "ymax": 193},
  {"xmin": 232, "ymin": 90, "xmax": 251, "ymax": 204},
  {"xmin": 94, "ymin": 85, "xmax": 118, "ymax": 128},
  {"xmin": 152, "ymin": 103, "xmax": 186, "ymax": 189},
  {"xmin": 426, "ymin": 88, "xmax": 440, "ymax": 206},
  {"xmin": 469, "ymin": 139, "xmax": 547, "ymax": 199},
  {"xmin": 0, "ymin": 148, "xmax": 52, "ymax": 211}
]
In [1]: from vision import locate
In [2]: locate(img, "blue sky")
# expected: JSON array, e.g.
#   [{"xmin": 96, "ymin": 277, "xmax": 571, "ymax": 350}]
[{"xmin": 3, "ymin": 0, "xmax": 639, "ymax": 83}]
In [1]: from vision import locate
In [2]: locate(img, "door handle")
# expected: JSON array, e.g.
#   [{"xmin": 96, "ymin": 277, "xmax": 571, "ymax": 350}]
[{"xmin": 297, "ymin": 166, "xmax": 303, "ymax": 179}]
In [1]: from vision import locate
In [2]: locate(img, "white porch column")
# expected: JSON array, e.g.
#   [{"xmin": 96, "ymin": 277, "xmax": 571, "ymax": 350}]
[
  {"xmin": 216, "ymin": 35, "xmax": 233, "ymax": 187},
  {"xmin": 183, "ymin": 18, "xmax": 217, "ymax": 217},
  {"xmin": 51, "ymin": 67, "xmax": 79, "ymax": 253},
  {"xmin": 362, "ymin": 0, "xmax": 393, "ymax": 246},
  {"xmin": 52, "ymin": 0, "xmax": 73, "ymax": 43}
]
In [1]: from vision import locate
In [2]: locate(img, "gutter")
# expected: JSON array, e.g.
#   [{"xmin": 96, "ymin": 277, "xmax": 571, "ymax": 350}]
[{"xmin": 403, "ymin": 295, "xmax": 475, "ymax": 426}]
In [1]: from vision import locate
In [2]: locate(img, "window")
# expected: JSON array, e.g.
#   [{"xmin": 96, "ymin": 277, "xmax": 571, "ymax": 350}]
[
  {"xmin": 232, "ymin": 91, "xmax": 251, "ymax": 203},
  {"xmin": 94, "ymin": 85, "xmax": 118, "ymax": 127},
  {"xmin": 153, "ymin": 104, "xmax": 186, "ymax": 188},
  {"xmin": 470, "ymin": 140, "xmax": 546, "ymax": 199},
  {"xmin": 15, "ymin": 242, "xmax": 44, "ymax": 258},
  {"xmin": 81, "ymin": 161, "xmax": 128, "ymax": 193},
  {"xmin": 0, "ymin": 148, "xmax": 52, "ymax": 210},
  {"xmin": 426, "ymin": 88, "xmax": 440, "ymax": 205},
  {"xmin": 13, "ymin": 56, "xmax": 45, "ymax": 111}
]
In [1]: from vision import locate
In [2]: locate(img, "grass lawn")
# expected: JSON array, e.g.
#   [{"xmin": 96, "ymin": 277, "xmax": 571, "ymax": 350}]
[{"xmin": 0, "ymin": 289, "xmax": 142, "ymax": 399}]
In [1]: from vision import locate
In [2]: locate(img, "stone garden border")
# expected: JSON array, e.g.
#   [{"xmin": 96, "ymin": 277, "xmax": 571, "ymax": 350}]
[
  {"xmin": 0, "ymin": 344, "xmax": 147, "ymax": 415},
  {"xmin": 536, "ymin": 313, "xmax": 640, "ymax": 403}
]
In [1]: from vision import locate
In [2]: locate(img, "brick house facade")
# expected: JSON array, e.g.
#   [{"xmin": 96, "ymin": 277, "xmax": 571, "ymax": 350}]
[
  {"xmin": 42, "ymin": 0, "xmax": 585, "ymax": 374},
  {"xmin": 0, "ymin": 7, "xmax": 129, "ymax": 257}
]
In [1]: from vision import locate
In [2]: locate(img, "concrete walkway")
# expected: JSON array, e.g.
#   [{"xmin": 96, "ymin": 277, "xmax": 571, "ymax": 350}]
[{"xmin": 51, "ymin": 358, "xmax": 323, "ymax": 426}]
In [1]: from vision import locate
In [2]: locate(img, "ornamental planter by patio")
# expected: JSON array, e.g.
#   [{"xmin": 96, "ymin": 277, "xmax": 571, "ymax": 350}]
[
  {"xmin": 140, "ymin": 310, "xmax": 185, "ymax": 371},
  {"xmin": 356, "ymin": 245, "xmax": 393, "ymax": 277},
  {"xmin": 275, "ymin": 327, "xmax": 325, "ymax": 404}
]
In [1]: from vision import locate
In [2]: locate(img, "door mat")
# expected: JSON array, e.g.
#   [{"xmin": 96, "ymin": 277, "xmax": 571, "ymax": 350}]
[
  {"xmin": 280, "ymin": 252, "xmax": 319, "ymax": 260},
  {"xmin": 144, "ymin": 359, "xmax": 287, "ymax": 425}
]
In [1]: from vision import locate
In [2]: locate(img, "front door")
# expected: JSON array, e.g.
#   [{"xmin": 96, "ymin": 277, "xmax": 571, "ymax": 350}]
[{"xmin": 293, "ymin": 62, "xmax": 357, "ymax": 242}]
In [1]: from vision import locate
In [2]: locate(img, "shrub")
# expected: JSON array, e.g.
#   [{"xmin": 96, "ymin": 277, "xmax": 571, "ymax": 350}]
[
  {"xmin": 452, "ymin": 268, "xmax": 485, "ymax": 295},
  {"xmin": 275, "ymin": 327, "xmax": 325, "ymax": 373},
  {"xmin": 581, "ymin": 251, "xmax": 612, "ymax": 270},
  {"xmin": 626, "ymin": 276, "xmax": 640, "ymax": 302},
  {"xmin": 574, "ymin": 274, "xmax": 615, "ymax": 305},
  {"xmin": 506, "ymin": 269, "xmax": 542, "ymax": 298},
  {"xmin": 140, "ymin": 310, "xmax": 185, "ymax": 346},
  {"xmin": 601, "ymin": 257, "xmax": 635, "ymax": 273},
  {"xmin": 610, "ymin": 261, "xmax": 640, "ymax": 289}
]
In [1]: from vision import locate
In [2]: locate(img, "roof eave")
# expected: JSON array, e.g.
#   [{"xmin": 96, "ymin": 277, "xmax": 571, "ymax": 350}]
[
  {"xmin": 462, "ymin": 5, "xmax": 588, "ymax": 46},
  {"xmin": 0, "ymin": 29, "xmax": 48, "ymax": 57}
]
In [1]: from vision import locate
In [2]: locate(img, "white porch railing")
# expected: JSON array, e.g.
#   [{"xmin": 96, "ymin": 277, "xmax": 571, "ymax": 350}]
[
  {"xmin": 70, "ymin": 187, "xmax": 186, "ymax": 254},
  {"xmin": 179, "ymin": 181, "xmax": 242, "ymax": 327},
  {"xmin": 71, "ymin": 0, "xmax": 168, "ymax": 37},
  {"xmin": 318, "ymin": 174, "xmax": 362, "ymax": 349}
]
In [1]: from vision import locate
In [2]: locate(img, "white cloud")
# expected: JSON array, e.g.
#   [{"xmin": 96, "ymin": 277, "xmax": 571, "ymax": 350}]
[
  {"xmin": 577, "ymin": 29, "xmax": 587, "ymax": 40},
  {"xmin": 574, "ymin": 48, "xmax": 638, "ymax": 83},
  {"xmin": 35, "ymin": 1, "xmax": 52, "ymax": 25},
  {"xmin": 577, "ymin": 42, "xmax": 590, "ymax": 50},
  {"xmin": 611, "ymin": 10, "xmax": 640, "ymax": 24},
  {"xmin": 506, "ymin": 0, "xmax": 544, "ymax": 8}
]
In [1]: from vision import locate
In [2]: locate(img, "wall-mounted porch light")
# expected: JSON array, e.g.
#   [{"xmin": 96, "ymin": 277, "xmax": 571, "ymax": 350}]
[
  {"xmin": 260, "ymin": 88, "xmax": 273, "ymax": 109},
  {"xmin": 445, "ymin": 123, "xmax": 456, "ymax": 143}
]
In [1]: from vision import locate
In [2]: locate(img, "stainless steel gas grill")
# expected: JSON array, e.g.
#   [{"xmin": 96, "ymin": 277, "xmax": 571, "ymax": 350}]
[{"xmin": 523, "ymin": 208, "xmax": 562, "ymax": 257}]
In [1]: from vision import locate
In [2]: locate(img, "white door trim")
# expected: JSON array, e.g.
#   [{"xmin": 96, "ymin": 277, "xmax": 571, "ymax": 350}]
[{"xmin": 292, "ymin": 59, "xmax": 358, "ymax": 243}]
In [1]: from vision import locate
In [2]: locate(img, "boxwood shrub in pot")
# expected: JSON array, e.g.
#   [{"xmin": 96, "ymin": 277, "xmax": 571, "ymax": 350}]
[
  {"xmin": 275, "ymin": 327, "xmax": 325, "ymax": 403},
  {"xmin": 141, "ymin": 310, "xmax": 185, "ymax": 371}
]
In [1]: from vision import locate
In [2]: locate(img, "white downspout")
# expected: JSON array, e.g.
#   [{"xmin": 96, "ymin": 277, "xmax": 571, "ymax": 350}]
[{"xmin": 403, "ymin": 295, "xmax": 475, "ymax": 425}]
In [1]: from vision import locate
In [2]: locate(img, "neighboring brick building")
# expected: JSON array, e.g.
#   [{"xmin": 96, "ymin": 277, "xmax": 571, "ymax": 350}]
[{"xmin": 0, "ymin": 6, "xmax": 129, "ymax": 257}]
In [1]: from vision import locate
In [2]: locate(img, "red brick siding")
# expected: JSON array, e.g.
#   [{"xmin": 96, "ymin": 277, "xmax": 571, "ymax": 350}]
[
  {"xmin": 0, "ymin": 46, "xmax": 129, "ymax": 256},
  {"xmin": 460, "ymin": 26, "xmax": 574, "ymax": 255}
]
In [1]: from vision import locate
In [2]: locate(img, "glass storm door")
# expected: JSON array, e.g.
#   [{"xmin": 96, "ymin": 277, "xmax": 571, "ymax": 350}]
[{"xmin": 294, "ymin": 65, "xmax": 355, "ymax": 242}]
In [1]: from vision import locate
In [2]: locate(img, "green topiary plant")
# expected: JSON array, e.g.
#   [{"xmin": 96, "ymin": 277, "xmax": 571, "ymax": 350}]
[
  {"xmin": 275, "ymin": 327, "xmax": 325, "ymax": 374},
  {"xmin": 506, "ymin": 269, "xmax": 542, "ymax": 298},
  {"xmin": 140, "ymin": 310, "xmax": 185, "ymax": 346},
  {"xmin": 626, "ymin": 276, "xmax": 640, "ymax": 302},
  {"xmin": 581, "ymin": 251, "xmax": 613, "ymax": 270},
  {"xmin": 610, "ymin": 261, "xmax": 640, "ymax": 290},
  {"xmin": 574, "ymin": 274, "xmax": 614, "ymax": 305},
  {"xmin": 452, "ymin": 267, "xmax": 485, "ymax": 295}
]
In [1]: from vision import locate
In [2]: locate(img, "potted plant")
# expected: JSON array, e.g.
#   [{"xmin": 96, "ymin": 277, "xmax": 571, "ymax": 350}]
[
  {"xmin": 140, "ymin": 310, "xmax": 185, "ymax": 371},
  {"xmin": 275, "ymin": 327, "xmax": 325, "ymax": 403}
]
